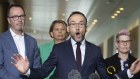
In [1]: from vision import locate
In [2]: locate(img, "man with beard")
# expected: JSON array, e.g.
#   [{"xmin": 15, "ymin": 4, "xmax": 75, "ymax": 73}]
[
  {"xmin": 11, "ymin": 11, "xmax": 140, "ymax": 79},
  {"xmin": 0, "ymin": 4, "xmax": 41, "ymax": 79}
]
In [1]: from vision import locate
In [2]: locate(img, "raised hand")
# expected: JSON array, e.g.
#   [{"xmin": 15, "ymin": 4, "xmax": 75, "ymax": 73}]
[
  {"xmin": 11, "ymin": 54, "xmax": 29, "ymax": 74},
  {"xmin": 130, "ymin": 58, "xmax": 140, "ymax": 75}
]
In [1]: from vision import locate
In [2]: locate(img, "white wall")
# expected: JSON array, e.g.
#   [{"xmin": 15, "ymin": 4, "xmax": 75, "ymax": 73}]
[{"xmin": 86, "ymin": 7, "xmax": 140, "ymax": 58}]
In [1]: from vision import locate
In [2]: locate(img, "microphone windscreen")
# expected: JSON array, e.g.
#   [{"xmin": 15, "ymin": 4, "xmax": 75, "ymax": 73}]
[
  {"xmin": 68, "ymin": 70, "xmax": 81, "ymax": 79},
  {"xmin": 89, "ymin": 73, "xmax": 100, "ymax": 79}
]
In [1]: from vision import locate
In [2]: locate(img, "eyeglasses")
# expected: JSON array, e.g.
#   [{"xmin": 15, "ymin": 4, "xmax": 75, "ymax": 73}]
[
  {"xmin": 69, "ymin": 23, "xmax": 85, "ymax": 28},
  {"xmin": 8, "ymin": 15, "xmax": 26, "ymax": 21},
  {"xmin": 117, "ymin": 40, "xmax": 131, "ymax": 45}
]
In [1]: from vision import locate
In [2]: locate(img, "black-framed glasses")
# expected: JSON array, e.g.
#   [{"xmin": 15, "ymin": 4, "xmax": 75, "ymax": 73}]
[
  {"xmin": 69, "ymin": 23, "xmax": 85, "ymax": 28},
  {"xmin": 8, "ymin": 15, "xmax": 26, "ymax": 21},
  {"xmin": 117, "ymin": 40, "xmax": 132, "ymax": 45}
]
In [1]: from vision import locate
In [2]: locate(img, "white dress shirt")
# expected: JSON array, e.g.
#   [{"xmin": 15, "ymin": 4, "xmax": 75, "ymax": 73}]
[
  {"xmin": 71, "ymin": 38, "xmax": 86, "ymax": 65},
  {"xmin": 10, "ymin": 28, "xmax": 25, "ymax": 59}
]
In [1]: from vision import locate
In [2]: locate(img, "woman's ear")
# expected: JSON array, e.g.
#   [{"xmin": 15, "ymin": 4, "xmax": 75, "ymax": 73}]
[
  {"xmin": 50, "ymin": 32, "xmax": 54, "ymax": 38},
  {"xmin": 67, "ymin": 26, "xmax": 69, "ymax": 33}
]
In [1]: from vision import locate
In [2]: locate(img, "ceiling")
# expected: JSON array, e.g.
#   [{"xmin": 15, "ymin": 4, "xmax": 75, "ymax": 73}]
[{"xmin": 8, "ymin": 0, "xmax": 140, "ymax": 44}]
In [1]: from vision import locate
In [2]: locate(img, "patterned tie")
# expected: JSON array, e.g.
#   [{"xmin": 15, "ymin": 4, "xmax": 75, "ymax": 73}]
[{"xmin": 76, "ymin": 42, "xmax": 81, "ymax": 71}]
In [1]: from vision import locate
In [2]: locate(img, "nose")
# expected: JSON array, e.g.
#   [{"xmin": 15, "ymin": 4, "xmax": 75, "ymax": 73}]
[
  {"xmin": 58, "ymin": 29, "xmax": 62, "ymax": 33},
  {"xmin": 76, "ymin": 24, "xmax": 80, "ymax": 30},
  {"xmin": 18, "ymin": 17, "xmax": 22, "ymax": 22}
]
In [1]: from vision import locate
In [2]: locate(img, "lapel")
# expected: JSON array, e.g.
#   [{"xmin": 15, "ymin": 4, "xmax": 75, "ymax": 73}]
[
  {"xmin": 24, "ymin": 34, "xmax": 30, "ymax": 58},
  {"xmin": 81, "ymin": 41, "xmax": 90, "ymax": 71},
  {"xmin": 113, "ymin": 54, "xmax": 121, "ymax": 71},
  {"xmin": 5, "ymin": 31, "xmax": 18, "ymax": 53},
  {"xmin": 66, "ymin": 39, "xmax": 77, "ymax": 69},
  {"xmin": 128, "ymin": 54, "xmax": 136, "ymax": 68}
]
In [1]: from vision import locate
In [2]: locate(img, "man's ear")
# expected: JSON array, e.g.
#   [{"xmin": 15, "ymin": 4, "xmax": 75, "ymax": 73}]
[
  {"xmin": 7, "ymin": 18, "xmax": 10, "ymax": 24},
  {"xmin": 85, "ymin": 27, "xmax": 87, "ymax": 33}
]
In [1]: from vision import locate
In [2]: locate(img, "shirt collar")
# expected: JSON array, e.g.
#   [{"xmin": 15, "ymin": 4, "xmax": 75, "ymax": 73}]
[
  {"xmin": 71, "ymin": 38, "xmax": 85, "ymax": 46},
  {"xmin": 10, "ymin": 28, "xmax": 24, "ymax": 37}
]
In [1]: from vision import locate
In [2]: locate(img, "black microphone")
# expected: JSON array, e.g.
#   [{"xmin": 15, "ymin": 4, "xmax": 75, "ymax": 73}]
[
  {"xmin": 89, "ymin": 73, "xmax": 100, "ymax": 79},
  {"xmin": 68, "ymin": 70, "xmax": 81, "ymax": 79}
]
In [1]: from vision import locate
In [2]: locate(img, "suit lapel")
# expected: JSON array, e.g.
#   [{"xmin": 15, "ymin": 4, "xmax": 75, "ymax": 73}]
[
  {"xmin": 81, "ymin": 41, "xmax": 90, "ymax": 71},
  {"xmin": 113, "ymin": 54, "xmax": 121, "ymax": 72},
  {"xmin": 24, "ymin": 34, "xmax": 30, "ymax": 58},
  {"xmin": 66, "ymin": 39, "xmax": 77, "ymax": 69},
  {"xmin": 6, "ymin": 31, "xmax": 18, "ymax": 53},
  {"xmin": 128, "ymin": 54, "xmax": 136, "ymax": 68}
]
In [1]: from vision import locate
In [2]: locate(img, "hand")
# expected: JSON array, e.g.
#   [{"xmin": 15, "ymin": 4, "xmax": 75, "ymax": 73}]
[
  {"xmin": 129, "ymin": 58, "xmax": 140, "ymax": 75},
  {"xmin": 11, "ymin": 54, "xmax": 29, "ymax": 74}
]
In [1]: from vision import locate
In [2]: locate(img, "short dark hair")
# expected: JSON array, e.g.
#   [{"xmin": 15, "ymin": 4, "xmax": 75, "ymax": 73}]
[
  {"xmin": 67, "ymin": 11, "xmax": 87, "ymax": 25},
  {"xmin": 49, "ymin": 20, "xmax": 67, "ymax": 37},
  {"xmin": 7, "ymin": 4, "xmax": 25, "ymax": 17}
]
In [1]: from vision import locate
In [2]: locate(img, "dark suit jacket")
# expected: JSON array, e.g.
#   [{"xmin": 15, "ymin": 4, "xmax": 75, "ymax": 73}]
[
  {"xmin": 105, "ymin": 53, "xmax": 140, "ymax": 79},
  {"xmin": 29, "ymin": 39, "xmax": 111, "ymax": 79},
  {"xmin": 0, "ymin": 30, "xmax": 42, "ymax": 79}
]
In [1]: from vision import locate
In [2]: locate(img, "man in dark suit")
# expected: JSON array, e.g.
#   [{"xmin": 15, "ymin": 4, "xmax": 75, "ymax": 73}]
[
  {"xmin": 12, "ymin": 11, "xmax": 140, "ymax": 79},
  {"xmin": 0, "ymin": 4, "xmax": 41, "ymax": 79}
]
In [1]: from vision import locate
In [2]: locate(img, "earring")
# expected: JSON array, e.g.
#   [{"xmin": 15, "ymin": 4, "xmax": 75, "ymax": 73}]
[
  {"xmin": 130, "ymin": 50, "xmax": 132, "ymax": 53},
  {"xmin": 116, "ymin": 49, "xmax": 118, "ymax": 53}
]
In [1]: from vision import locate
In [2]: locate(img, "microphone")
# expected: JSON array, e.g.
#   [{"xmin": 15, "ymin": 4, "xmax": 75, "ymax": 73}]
[
  {"xmin": 89, "ymin": 73, "xmax": 100, "ymax": 79},
  {"xmin": 68, "ymin": 70, "xmax": 81, "ymax": 79}
]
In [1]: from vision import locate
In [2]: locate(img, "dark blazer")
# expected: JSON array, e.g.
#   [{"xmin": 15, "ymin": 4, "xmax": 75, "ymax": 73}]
[
  {"xmin": 0, "ymin": 30, "xmax": 42, "ymax": 79},
  {"xmin": 105, "ymin": 53, "xmax": 140, "ymax": 79},
  {"xmin": 29, "ymin": 39, "xmax": 111, "ymax": 79}
]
